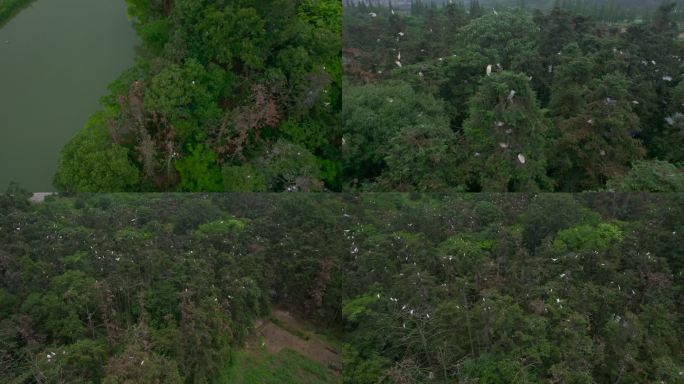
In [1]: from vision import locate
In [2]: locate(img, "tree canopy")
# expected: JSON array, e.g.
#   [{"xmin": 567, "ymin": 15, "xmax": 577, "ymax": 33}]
[
  {"xmin": 54, "ymin": 0, "xmax": 341, "ymax": 192},
  {"xmin": 343, "ymin": 1, "xmax": 684, "ymax": 191},
  {"xmin": 1, "ymin": 189, "xmax": 682, "ymax": 383}
]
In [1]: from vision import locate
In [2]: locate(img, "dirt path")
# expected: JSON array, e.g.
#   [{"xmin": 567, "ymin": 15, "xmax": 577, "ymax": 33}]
[{"xmin": 250, "ymin": 309, "xmax": 342, "ymax": 374}]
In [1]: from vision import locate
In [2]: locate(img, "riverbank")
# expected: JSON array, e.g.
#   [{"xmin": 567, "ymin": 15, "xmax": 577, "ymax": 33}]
[
  {"xmin": 0, "ymin": 0, "xmax": 139, "ymax": 191},
  {"xmin": 0, "ymin": 0, "xmax": 35, "ymax": 27}
]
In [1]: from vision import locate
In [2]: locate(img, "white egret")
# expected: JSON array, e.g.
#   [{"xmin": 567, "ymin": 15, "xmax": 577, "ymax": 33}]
[{"xmin": 507, "ymin": 90, "xmax": 516, "ymax": 102}]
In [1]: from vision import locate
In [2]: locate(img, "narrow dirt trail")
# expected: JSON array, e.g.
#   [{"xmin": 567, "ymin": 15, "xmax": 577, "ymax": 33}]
[{"xmin": 250, "ymin": 309, "xmax": 342, "ymax": 374}]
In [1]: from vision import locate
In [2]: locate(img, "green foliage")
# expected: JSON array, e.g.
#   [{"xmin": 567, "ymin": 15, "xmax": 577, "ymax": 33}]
[
  {"xmin": 256, "ymin": 140, "xmax": 325, "ymax": 192},
  {"xmin": 342, "ymin": 294, "xmax": 378, "ymax": 323},
  {"xmin": 342, "ymin": 346, "xmax": 390, "ymax": 384},
  {"xmin": 54, "ymin": 112, "xmax": 140, "ymax": 192},
  {"xmin": 175, "ymin": 144, "xmax": 223, "ymax": 192},
  {"xmin": 195, "ymin": 218, "xmax": 245, "ymax": 238},
  {"xmin": 56, "ymin": 0, "xmax": 341, "ymax": 191},
  {"xmin": 463, "ymin": 71, "xmax": 550, "ymax": 191},
  {"xmin": 343, "ymin": 3, "xmax": 684, "ymax": 191},
  {"xmin": 607, "ymin": 160, "xmax": 684, "ymax": 192},
  {"xmin": 459, "ymin": 10, "xmax": 539, "ymax": 68},
  {"xmin": 2, "ymin": 192, "xmax": 682, "ymax": 384},
  {"xmin": 375, "ymin": 124, "xmax": 460, "ymax": 191},
  {"xmin": 342, "ymin": 81, "xmax": 448, "ymax": 184},
  {"xmin": 0, "ymin": 0, "xmax": 33, "ymax": 26},
  {"xmin": 553, "ymin": 223, "xmax": 623, "ymax": 251},
  {"xmin": 221, "ymin": 349, "xmax": 339, "ymax": 384},
  {"xmin": 222, "ymin": 164, "xmax": 268, "ymax": 192}
]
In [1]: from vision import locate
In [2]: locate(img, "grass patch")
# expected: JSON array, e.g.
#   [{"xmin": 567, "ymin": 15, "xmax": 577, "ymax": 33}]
[
  {"xmin": 220, "ymin": 348, "xmax": 340, "ymax": 384},
  {"xmin": 269, "ymin": 315, "xmax": 311, "ymax": 340}
]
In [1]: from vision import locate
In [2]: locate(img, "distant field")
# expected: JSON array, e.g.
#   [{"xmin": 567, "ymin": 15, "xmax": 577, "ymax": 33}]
[{"xmin": 0, "ymin": 0, "xmax": 34, "ymax": 25}]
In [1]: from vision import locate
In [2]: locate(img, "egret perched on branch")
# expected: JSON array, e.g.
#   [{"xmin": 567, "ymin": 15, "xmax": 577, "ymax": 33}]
[
  {"xmin": 486, "ymin": 64, "xmax": 492, "ymax": 76},
  {"xmin": 368, "ymin": 12, "xmax": 377, "ymax": 17},
  {"xmin": 518, "ymin": 154, "xmax": 526, "ymax": 164},
  {"xmin": 507, "ymin": 90, "xmax": 516, "ymax": 102}
]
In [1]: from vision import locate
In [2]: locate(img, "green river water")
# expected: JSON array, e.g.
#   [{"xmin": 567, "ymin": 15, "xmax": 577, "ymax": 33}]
[{"xmin": 0, "ymin": 0, "xmax": 138, "ymax": 191}]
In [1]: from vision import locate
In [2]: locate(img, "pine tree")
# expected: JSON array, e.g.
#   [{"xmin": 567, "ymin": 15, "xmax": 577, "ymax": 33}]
[{"xmin": 462, "ymin": 71, "xmax": 550, "ymax": 191}]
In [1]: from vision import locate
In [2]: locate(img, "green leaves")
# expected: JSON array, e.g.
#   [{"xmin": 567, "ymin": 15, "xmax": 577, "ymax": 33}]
[
  {"xmin": 553, "ymin": 223, "xmax": 623, "ymax": 252},
  {"xmin": 175, "ymin": 144, "xmax": 223, "ymax": 192},
  {"xmin": 342, "ymin": 293, "xmax": 378, "ymax": 323},
  {"xmin": 54, "ymin": 112, "xmax": 140, "ymax": 192}
]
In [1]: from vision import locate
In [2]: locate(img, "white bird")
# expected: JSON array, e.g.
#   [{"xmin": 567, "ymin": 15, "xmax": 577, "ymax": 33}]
[
  {"xmin": 418, "ymin": 71, "xmax": 423, "ymax": 77},
  {"xmin": 507, "ymin": 90, "xmax": 516, "ymax": 102},
  {"xmin": 397, "ymin": 51, "xmax": 401, "ymax": 61},
  {"xmin": 486, "ymin": 64, "xmax": 492, "ymax": 76},
  {"xmin": 391, "ymin": 9, "xmax": 395, "ymax": 15},
  {"xmin": 492, "ymin": 8, "xmax": 498, "ymax": 15},
  {"xmin": 548, "ymin": 64, "xmax": 553, "ymax": 73},
  {"xmin": 499, "ymin": 142, "xmax": 509, "ymax": 149},
  {"xmin": 368, "ymin": 12, "xmax": 377, "ymax": 17},
  {"xmin": 663, "ymin": 76, "xmax": 673, "ymax": 82},
  {"xmin": 398, "ymin": 32, "xmax": 404, "ymax": 37},
  {"xmin": 395, "ymin": 61, "xmax": 402, "ymax": 68},
  {"xmin": 517, "ymin": 153, "xmax": 526, "ymax": 164}
]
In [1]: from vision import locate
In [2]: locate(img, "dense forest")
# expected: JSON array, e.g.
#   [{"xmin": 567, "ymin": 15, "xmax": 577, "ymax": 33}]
[
  {"xmin": 53, "ymin": 0, "xmax": 342, "ymax": 192},
  {"xmin": 343, "ymin": 1, "xmax": 684, "ymax": 191},
  {"xmin": 1, "ymin": 188, "xmax": 682, "ymax": 383}
]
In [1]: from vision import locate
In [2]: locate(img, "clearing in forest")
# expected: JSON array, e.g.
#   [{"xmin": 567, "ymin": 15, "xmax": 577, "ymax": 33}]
[{"xmin": 220, "ymin": 309, "xmax": 342, "ymax": 384}]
